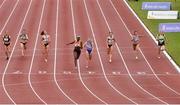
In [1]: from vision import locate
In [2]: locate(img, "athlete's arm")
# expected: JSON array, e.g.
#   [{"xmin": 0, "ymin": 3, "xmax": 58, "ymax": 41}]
[{"xmin": 66, "ymin": 41, "xmax": 75, "ymax": 45}]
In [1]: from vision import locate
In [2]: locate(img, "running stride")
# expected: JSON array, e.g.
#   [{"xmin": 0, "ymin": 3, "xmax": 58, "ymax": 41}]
[
  {"xmin": 19, "ymin": 29, "xmax": 28, "ymax": 56},
  {"xmin": 2, "ymin": 31, "xmax": 11, "ymax": 60},
  {"xmin": 107, "ymin": 32, "xmax": 115, "ymax": 63},
  {"xmin": 67, "ymin": 36, "xmax": 83, "ymax": 69},
  {"xmin": 40, "ymin": 30, "xmax": 50, "ymax": 62},
  {"xmin": 84, "ymin": 38, "xmax": 93, "ymax": 68},
  {"xmin": 156, "ymin": 31, "xmax": 167, "ymax": 59},
  {"xmin": 131, "ymin": 31, "xmax": 140, "ymax": 59}
]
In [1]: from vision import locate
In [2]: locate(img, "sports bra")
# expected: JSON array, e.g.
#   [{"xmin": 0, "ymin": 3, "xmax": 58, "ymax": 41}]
[
  {"xmin": 20, "ymin": 34, "xmax": 28, "ymax": 40},
  {"xmin": 42, "ymin": 35, "xmax": 49, "ymax": 43}
]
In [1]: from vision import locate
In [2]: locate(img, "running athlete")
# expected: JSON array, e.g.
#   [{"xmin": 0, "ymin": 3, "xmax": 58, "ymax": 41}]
[
  {"xmin": 107, "ymin": 32, "xmax": 115, "ymax": 63},
  {"xmin": 19, "ymin": 29, "xmax": 28, "ymax": 56},
  {"xmin": 131, "ymin": 31, "xmax": 140, "ymax": 59},
  {"xmin": 67, "ymin": 36, "xmax": 83, "ymax": 69},
  {"xmin": 2, "ymin": 31, "xmax": 11, "ymax": 60},
  {"xmin": 40, "ymin": 30, "xmax": 50, "ymax": 62},
  {"xmin": 84, "ymin": 38, "xmax": 93, "ymax": 68},
  {"xmin": 156, "ymin": 32, "xmax": 166, "ymax": 59}
]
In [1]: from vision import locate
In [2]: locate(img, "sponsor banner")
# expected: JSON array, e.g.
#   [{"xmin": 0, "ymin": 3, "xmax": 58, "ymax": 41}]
[
  {"xmin": 147, "ymin": 11, "xmax": 178, "ymax": 19},
  {"xmin": 159, "ymin": 23, "xmax": 180, "ymax": 32},
  {"xmin": 142, "ymin": 2, "xmax": 171, "ymax": 10}
]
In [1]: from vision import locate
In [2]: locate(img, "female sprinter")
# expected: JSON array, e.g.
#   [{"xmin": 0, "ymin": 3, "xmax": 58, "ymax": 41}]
[
  {"xmin": 2, "ymin": 31, "xmax": 11, "ymax": 60},
  {"xmin": 40, "ymin": 30, "xmax": 50, "ymax": 62},
  {"xmin": 156, "ymin": 31, "xmax": 166, "ymax": 59},
  {"xmin": 84, "ymin": 38, "xmax": 93, "ymax": 68},
  {"xmin": 131, "ymin": 31, "xmax": 140, "ymax": 59},
  {"xmin": 107, "ymin": 32, "xmax": 115, "ymax": 63},
  {"xmin": 19, "ymin": 29, "xmax": 28, "ymax": 56},
  {"xmin": 67, "ymin": 36, "xmax": 83, "ymax": 69}
]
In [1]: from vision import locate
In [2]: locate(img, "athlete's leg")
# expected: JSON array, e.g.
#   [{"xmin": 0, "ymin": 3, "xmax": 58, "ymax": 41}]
[
  {"xmin": 109, "ymin": 46, "xmax": 113, "ymax": 62},
  {"xmin": 20, "ymin": 43, "xmax": 25, "ymax": 56},
  {"xmin": 73, "ymin": 51, "xmax": 78, "ymax": 68},
  {"xmin": 135, "ymin": 44, "xmax": 139, "ymax": 59},
  {"xmin": 5, "ymin": 45, "xmax": 10, "ymax": 60},
  {"xmin": 158, "ymin": 45, "xmax": 161, "ymax": 58},
  {"xmin": 44, "ymin": 45, "xmax": 48, "ymax": 62}
]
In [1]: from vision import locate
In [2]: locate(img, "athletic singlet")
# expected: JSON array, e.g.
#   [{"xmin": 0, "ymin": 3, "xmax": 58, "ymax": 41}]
[
  {"xmin": 42, "ymin": 34, "xmax": 49, "ymax": 44},
  {"xmin": 157, "ymin": 35, "xmax": 165, "ymax": 44},
  {"xmin": 107, "ymin": 36, "xmax": 115, "ymax": 45},
  {"xmin": 85, "ymin": 40, "xmax": 93, "ymax": 50},
  {"xmin": 20, "ymin": 34, "xmax": 28, "ymax": 41},
  {"xmin": 3, "ymin": 35, "xmax": 10, "ymax": 44},
  {"xmin": 132, "ymin": 35, "xmax": 139, "ymax": 44}
]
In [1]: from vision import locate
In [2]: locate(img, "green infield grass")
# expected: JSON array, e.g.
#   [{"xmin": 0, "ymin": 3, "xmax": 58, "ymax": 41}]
[{"xmin": 127, "ymin": 0, "xmax": 180, "ymax": 66}]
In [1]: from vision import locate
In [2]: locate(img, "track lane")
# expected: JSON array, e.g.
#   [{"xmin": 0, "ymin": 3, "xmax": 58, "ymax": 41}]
[
  {"xmin": 103, "ymin": 0, "xmax": 180, "ymax": 103},
  {"xmin": 3, "ymin": 0, "xmax": 44, "ymax": 103},
  {"xmin": 0, "ymin": 0, "xmax": 16, "ymax": 31},
  {"xmin": 0, "ymin": 0, "xmax": 4, "ymax": 7},
  {"xmin": 0, "ymin": 0, "xmax": 18, "ymax": 103},
  {"xmin": 29, "ymin": 0, "xmax": 72, "ymax": 104},
  {"xmin": 53, "ymin": 0, "xmax": 76, "ymax": 104},
  {"xmin": 55, "ymin": 0, "xmax": 105, "ymax": 104}
]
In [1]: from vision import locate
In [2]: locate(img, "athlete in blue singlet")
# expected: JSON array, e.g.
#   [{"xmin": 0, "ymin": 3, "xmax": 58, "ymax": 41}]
[{"xmin": 84, "ymin": 38, "xmax": 93, "ymax": 68}]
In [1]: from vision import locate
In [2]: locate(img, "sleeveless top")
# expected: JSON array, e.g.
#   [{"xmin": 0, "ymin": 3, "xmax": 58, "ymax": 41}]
[
  {"xmin": 132, "ymin": 35, "xmax": 139, "ymax": 44},
  {"xmin": 107, "ymin": 36, "xmax": 115, "ymax": 45},
  {"xmin": 85, "ymin": 40, "xmax": 93, "ymax": 50},
  {"xmin": 157, "ymin": 35, "xmax": 165, "ymax": 44},
  {"xmin": 20, "ymin": 34, "xmax": 28, "ymax": 42}
]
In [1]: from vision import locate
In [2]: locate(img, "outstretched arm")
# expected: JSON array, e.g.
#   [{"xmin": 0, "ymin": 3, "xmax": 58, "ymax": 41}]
[{"xmin": 66, "ymin": 41, "xmax": 75, "ymax": 45}]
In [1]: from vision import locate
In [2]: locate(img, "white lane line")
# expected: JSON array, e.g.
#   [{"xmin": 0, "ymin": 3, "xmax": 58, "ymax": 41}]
[
  {"xmin": 108, "ymin": 0, "xmax": 170, "ymax": 104},
  {"xmin": 0, "ymin": 0, "xmax": 19, "ymax": 35},
  {"xmin": 28, "ymin": 0, "xmax": 47, "ymax": 104},
  {"xmin": 121, "ymin": 0, "xmax": 180, "ymax": 96},
  {"xmin": 53, "ymin": 0, "xmax": 77, "ymax": 104},
  {"xmin": 70, "ymin": 0, "xmax": 106, "ymax": 104},
  {"xmin": 83, "ymin": 0, "xmax": 136, "ymax": 104},
  {"xmin": 2, "ymin": 0, "xmax": 33, "ymax": 104},
  {"xmin": 0, "ymin": 0, "xmax": 6, "ymax": 9},
  {"xmin": 123, "ymin": 0, "xmax": 180, "ymax": 72},
  {"xmin": 99, "ymin": 0, "xmax": 168, "ymax": 104},
  {"xmin": 111, "ymin": 0, "xmax": 180, "ymax": 97}
]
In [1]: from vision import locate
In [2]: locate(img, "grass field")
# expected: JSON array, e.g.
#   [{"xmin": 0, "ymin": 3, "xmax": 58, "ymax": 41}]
[{"xmin": 127, "ymin": 0, "xmax": 180, "ymax": 66}]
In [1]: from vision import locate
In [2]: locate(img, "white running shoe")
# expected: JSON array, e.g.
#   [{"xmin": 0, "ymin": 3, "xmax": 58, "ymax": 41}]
[
  {"xmin": 45, "ymin": 59, "xmax": 48, "ymax": 62},
  {"xmin": 135, "ymin": 56, "xmax": 138, "ymax": 59},
  {"xmin": 109, "ymin": 59, "xmax": 112, "ymax": 63}
]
